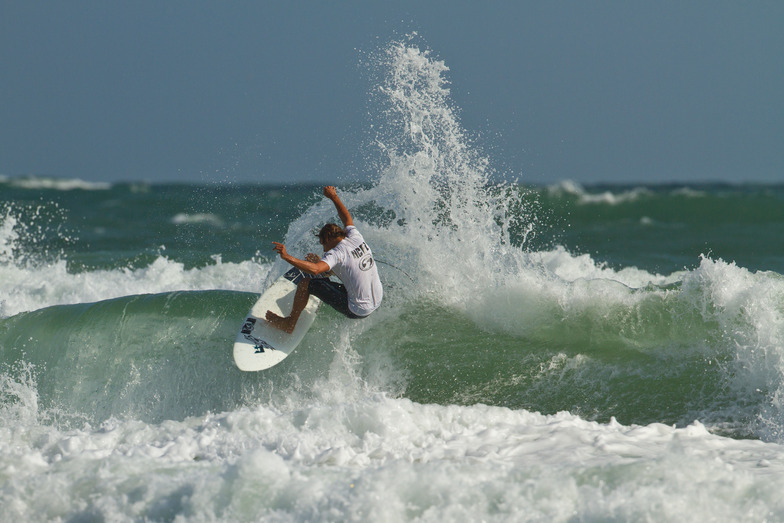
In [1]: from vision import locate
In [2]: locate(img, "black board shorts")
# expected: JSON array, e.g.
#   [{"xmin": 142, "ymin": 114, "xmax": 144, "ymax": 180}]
[{"xmin": 307, "ymin": 277, "xmax": 365, "ymax": 319}]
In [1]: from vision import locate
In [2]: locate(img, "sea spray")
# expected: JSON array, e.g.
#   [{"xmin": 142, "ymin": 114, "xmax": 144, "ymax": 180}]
[
  {"xmin": 0, "ymin": 361, "xmax": 40, "ymax": 427},
  {"xmin": 681, "ymin": 257, "xmax": 784, "ymax": 440},
  {"xmin": 0, "ymin": 201, "xmax": 73, "ymax": 268},
  {"xmin": 278, "ymin": 39, "xmax": 538, "ymax": 311}
]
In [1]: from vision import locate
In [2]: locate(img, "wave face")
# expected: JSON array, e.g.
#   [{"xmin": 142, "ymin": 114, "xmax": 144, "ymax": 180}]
[
  {"xmin": 1, "ymin": 291, "xmax": 260, "ymax": 423},
  {"xmin": 3, "ymin": 38, "xmax": 784, "ymax": 521}
]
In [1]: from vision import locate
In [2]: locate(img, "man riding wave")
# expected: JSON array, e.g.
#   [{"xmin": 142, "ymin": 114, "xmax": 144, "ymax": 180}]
[{"xmin": 266, "ymin": 186, "xmax": 383, "ymax": 333}]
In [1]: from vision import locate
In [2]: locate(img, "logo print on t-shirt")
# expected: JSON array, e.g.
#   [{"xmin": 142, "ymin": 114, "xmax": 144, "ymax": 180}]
[{"xmin": 359, "ymin": 256, "xmax": 374, "ymax": 271}]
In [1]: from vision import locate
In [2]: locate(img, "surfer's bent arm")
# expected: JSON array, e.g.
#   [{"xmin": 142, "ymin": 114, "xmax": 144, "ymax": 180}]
[
  {"xmin": 324, "ymin": 186, "xmax": 353, "ymax": 227},
  {"xmin": 307, "ymin": 252, "xmax": 333, "ymax": 276},
  {"xmin": 272, "ymin": 242, "xmax": 330, "ymax": 275}
]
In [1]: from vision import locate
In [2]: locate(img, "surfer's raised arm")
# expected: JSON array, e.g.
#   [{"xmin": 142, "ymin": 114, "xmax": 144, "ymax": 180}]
[{"xmin": 324, "ymin": 186, "xmax": 353, "ymax": 227}]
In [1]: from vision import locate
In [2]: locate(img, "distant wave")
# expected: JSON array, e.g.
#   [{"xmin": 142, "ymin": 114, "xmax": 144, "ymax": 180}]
[
  {"xmin": 0, "ymin": 175, "xmax": 111, "ymax": 191},
  {"xmin": 545, "ymin": 180, "xmax": 713, "ymax": 205},
  {"xmin": 171, "ymin": 212, "xmax": 225, "ymax": 226},
  {"xmin": 548, "ymin": 180, "xmax": 652, "ymax": 205}
]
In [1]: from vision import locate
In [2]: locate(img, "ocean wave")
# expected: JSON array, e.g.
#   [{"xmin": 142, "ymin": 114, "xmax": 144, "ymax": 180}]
[
  {"xmin": 255, "ymin": 39, "xmax": 784, "ymax": 441},
  {"xmin": 0, "ymin": 255, "xmax": 270, "ymax": 318},
  {"xmin": 1, "ymin": 175, "xmax": 112, "ymax": 191},
  {"xmin": 350, "ymin": 248, "xmax": 784, "ymax": 440},
  {"xmin": 0, "ymin": 290, "xmax": 259, "ymax": 423},
  {"xmin": 671, "ymin": 186, "xmax": 707, "ymax": 198},
  {"xmin": 3, "ymin": 244, "xmax": 783, "ymax": 441},
  {"xmin": 544, "ymin": 180, "xmax": 716, "ymax": 205},
  {"xmin": 171, "ymin": 212, "xmax": 225, "ymax": 227},
  {"xmin": 0, "ymin": 188, "xmax": 270, "ymax": 316},
  {"xmin": 547, "ymin": 180, "xmax": 653, "ymax": 205}
]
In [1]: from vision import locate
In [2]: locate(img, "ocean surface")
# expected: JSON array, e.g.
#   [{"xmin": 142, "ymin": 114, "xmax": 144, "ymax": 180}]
[{"xmin": 4, "ymin": 42, "xmax": 784, "ymax": 522}]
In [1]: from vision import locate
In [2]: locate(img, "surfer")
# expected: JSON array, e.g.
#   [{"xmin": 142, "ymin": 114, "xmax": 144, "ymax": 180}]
[{"xmin": 266, "ymin": 186, "xmax": 383, "ymax": 333}]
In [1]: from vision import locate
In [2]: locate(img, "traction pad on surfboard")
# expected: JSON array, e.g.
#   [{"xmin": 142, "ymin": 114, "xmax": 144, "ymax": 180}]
[
  {"xmin": 283, "ymin": 267, "xmax": 328, "ymax": 285},
  {"xmin": 239, "ymin": 317, "xmax": 274, "ymax": 353}
]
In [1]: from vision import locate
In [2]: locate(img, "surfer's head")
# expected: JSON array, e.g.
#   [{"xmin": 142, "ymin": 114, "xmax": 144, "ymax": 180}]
[{"xmin": 317, "ymin": 223, "xmax": 345, "ymax": 250}]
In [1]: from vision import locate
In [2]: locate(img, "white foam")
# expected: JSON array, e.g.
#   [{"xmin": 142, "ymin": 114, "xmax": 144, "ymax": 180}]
[
  {"xmin": 528, "ymin": 245, "xmax": 679, "ymax": 287},
  {"xmin": 2, "ymin": 389, "xmax": 784, "ymax": 521},
  {"xmin": 0, "ymin": 256, "xmax": 270, "ymax": 317}
]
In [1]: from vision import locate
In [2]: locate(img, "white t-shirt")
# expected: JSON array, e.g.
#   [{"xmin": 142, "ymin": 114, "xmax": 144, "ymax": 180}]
[{"xmin": 321, "ymin": 226, "xmax": 383, "ymax": 316}]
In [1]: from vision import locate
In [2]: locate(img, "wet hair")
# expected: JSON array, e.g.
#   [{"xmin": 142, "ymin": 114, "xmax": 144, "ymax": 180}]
[{"xmin": 317, "ymin": 223, "xmax": 345, "ymax": 245}]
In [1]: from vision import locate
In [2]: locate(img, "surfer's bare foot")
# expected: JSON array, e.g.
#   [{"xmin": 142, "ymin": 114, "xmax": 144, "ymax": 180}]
[{"xmin": 265, "ymin": 310, "xmax": 295, "ymax": 334}]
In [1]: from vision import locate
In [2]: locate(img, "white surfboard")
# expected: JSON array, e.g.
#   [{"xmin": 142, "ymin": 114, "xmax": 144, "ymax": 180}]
[{"xmin": 233, "ymin": 267, "xmax": 321, "ymax": 371}]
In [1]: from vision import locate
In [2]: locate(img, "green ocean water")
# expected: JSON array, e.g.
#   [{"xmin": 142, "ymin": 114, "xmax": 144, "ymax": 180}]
[
  {"xmin": 540, "ymin": 182, "xmax": 784, "ymax": 275},
  {"xmin": 3, "ymin": 179, "xmax": 784, "ymax": 438}
]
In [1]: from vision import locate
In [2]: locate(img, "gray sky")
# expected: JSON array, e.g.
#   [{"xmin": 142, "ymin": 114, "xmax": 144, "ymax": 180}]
[{"xmin": 2, "ymin": 1, "xmax": 782, "ymax": 185}]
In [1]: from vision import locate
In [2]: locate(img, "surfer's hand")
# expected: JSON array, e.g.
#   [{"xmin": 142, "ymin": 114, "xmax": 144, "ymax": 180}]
[
  {"xmin": 323, "ymin": 186, "xmax": 338, "ymax": 200},
  {"xmin": 306, "ymin": 253, "xmax": 320, "ymax": 263},
  {"xmin": 272, "ymin": 242, "xmax": 287, "ymax": 258}
]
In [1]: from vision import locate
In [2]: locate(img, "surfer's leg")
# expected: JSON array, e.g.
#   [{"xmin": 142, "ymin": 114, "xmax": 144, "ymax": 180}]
[
  {"xmin": 307, "ymin": 278, "xmax": 362, "ymax": 319},
  {"xmin": 266, "ymin": 279, "xmax": 310, "ymax": 333}
]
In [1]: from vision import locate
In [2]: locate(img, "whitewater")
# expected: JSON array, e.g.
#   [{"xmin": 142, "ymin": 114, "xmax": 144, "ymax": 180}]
[{"xmin": 3, "ymin": 39, "xmax": 784, "ymax": 521}]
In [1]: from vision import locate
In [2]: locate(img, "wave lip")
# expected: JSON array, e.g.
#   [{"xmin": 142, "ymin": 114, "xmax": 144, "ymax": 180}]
[{"xmin": 0, "ymin": 255, "xmax": 271, "ymax": 318}]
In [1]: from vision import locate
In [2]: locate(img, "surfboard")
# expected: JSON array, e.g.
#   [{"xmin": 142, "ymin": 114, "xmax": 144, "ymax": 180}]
[{"xmin": 233, "ymin": 267, "xmax": 321, "ymax": 371}]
